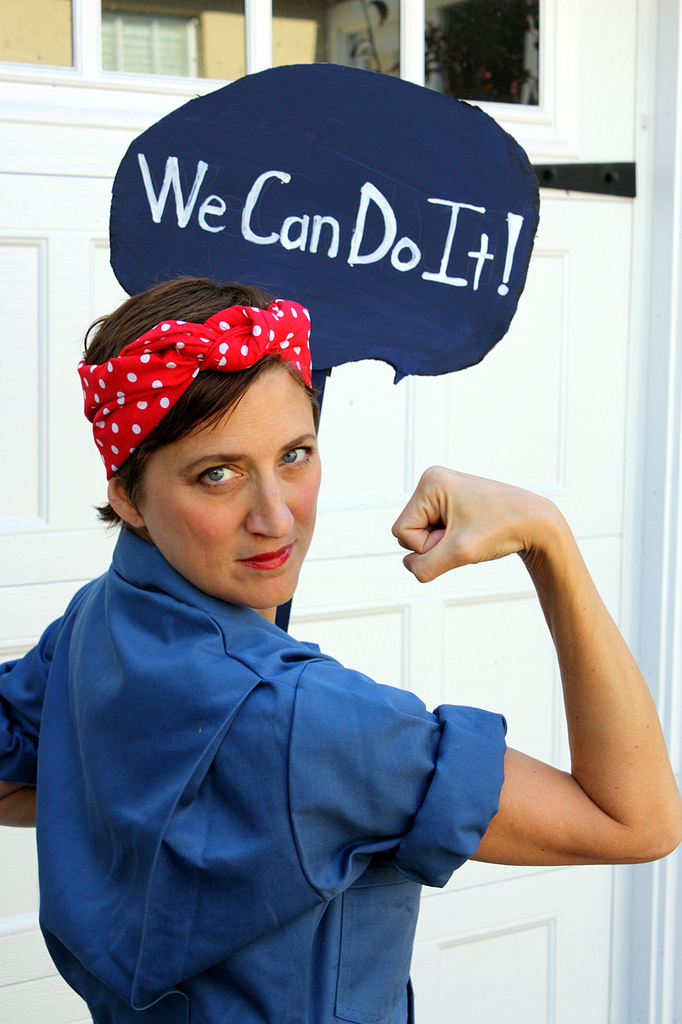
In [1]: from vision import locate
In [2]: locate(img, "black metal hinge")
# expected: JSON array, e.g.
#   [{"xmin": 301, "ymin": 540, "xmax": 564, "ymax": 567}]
[{"xmin": 531, "ymin": 162, "xmax": 636, "ymax": 198}]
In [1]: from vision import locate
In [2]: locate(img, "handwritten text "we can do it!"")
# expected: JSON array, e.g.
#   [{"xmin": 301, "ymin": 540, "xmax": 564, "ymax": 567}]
[{"xmin": 137, "ymin": 154, "xmax": 525, "ymax": 296}]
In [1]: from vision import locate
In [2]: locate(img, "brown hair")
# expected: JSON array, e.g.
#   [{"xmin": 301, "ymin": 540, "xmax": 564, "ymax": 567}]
[{"xmin": 83, "ymin": 278, "xmax": 320, "ymax": 525}]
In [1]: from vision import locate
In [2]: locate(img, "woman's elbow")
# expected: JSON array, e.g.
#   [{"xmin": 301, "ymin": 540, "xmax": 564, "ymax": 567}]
[
  {"xmin": 631, "ymin": 795, "xmax": 682, "ymax": 862},
  {"xmin": 651, "ymin": 813, "xmax": 682, "ymax": 861}
]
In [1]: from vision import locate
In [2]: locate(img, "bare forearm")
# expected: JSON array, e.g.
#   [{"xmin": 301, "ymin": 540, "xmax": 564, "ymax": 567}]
[{"xmin": 521, "ymin": 502, "xmax": 682, "ymax": 858}]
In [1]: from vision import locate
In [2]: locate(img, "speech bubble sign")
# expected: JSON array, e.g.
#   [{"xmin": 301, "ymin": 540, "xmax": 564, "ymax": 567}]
[{"xmin": 110, "ymin": 63, "xmax": 539, "ymax": 380}]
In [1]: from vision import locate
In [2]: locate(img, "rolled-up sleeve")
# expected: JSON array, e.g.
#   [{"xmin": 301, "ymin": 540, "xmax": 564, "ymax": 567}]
[
  {"xmin": 0, "ymin": 618, "xmax": 61, "ymax": 785},
  {"xmin": 288, "ymin": 658, "xmax": 506, "ymax": 896},
  {"xmin": 395, "ymin": 703, "xmax": 507, "ymax": 886}
]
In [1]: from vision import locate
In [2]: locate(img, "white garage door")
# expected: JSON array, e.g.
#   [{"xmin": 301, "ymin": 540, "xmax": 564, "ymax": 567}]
[{"xmin": 0, "ymin": 1, "xmax": 650, "ymax": 1022}]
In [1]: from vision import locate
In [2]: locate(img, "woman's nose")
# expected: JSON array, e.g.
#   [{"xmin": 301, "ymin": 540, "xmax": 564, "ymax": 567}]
[{"xmin": 245, "ymin": 477, "xmax": 295, "ymax": 537}]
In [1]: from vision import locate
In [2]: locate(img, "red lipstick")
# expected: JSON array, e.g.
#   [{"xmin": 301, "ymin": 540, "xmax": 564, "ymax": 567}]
[{"xmin": 238, "ymin": 545, "xmax": 293, "ymax": 570}]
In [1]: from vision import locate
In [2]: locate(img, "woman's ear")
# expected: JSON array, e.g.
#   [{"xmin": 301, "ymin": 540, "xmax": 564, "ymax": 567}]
[{"xmin": 107, "ymin": 478, "xmax": 146, "ymax": 530}]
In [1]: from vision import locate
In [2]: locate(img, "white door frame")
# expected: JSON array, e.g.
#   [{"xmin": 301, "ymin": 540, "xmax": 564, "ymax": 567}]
[{"xmin": 620, "ymin": 1, "xmax": 682, "ymax": 1021}]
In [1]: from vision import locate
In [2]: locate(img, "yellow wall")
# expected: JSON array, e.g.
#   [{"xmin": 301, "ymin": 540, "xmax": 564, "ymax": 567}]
[
  {"xmin": 1, "ymin": 0, "xmax": 72, "ymax": 66},
  {"xmin": 201, "ymin": 10, "xmax": 245, "ymax": 79},
  {"xmin": 202, "ymin": 10, "xmax": 318, "ymax": 79},
  {"xmin": 272, "ymin": 16, "xmax": 317, "ymax": 67}
]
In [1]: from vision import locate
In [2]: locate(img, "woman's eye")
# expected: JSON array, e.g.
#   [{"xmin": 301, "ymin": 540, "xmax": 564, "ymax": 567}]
[
  {"xmin": 281, "ymin": 447, "xmax": 309, "ymax": 465},
  {"xmin": 201, "ymin": 466, "xmax": 235, "ymax": 485}
]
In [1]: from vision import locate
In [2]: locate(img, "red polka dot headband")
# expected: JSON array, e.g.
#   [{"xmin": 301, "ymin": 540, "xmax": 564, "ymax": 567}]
[{"xmin": 79, "ymin": 299, "xmax": 312, "ymax": 479}]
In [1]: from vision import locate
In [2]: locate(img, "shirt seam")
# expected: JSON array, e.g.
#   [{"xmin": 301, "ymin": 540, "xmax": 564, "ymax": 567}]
[{"xmin": 285, "ymin": 658, "xmax": 330, "ymax": 903}]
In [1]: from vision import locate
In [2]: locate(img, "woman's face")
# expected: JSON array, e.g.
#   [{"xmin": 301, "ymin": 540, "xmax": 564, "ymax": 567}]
[{"xmin": 109, "ymin": 366, "xmax": 321, "ymax": 622}]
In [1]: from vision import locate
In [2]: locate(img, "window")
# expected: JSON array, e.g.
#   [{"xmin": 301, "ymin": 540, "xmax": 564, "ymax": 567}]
[
  {"xmin": 101, "ymin": 1, "xmax": 246, "ymax": 80},
  {"xmin": 425, "ymin": 0, "xmax": 539, "ymax": 104},
  {"xmin": 272, "ymin": 0, "xmax": 539, "ymax": 104},
  {"xmin": 101, "ymin": 12, "xmax": 199, "ymax": 76},
  {"xmin": 1, "ymin": 0, "xmax": 539, "ymax": 108}
]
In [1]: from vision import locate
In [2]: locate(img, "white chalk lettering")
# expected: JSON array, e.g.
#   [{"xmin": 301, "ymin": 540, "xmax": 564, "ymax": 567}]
[
  {"xmin": 498, "ymin": 212, "xmax": 524, "ymax": 295},
  {"xmin": 138, "ymin": 153, "xmax": 208, "ymax": 228},
  {"xmin": 136, "ymin": 155, "xmax": 525, "ymax": 296},
  {"xmin": 310, "ymin": 215, "xmax": 340, "ymax": 259},
  {"xmin": 422, "ymin": 199, "xmax": 486, "ymax": 286},
  {"xmin": 242, "ymin": 170, "xmax": 292, "ymax": 244},
  {"xmin": 348, "ymin": 182, "xmax": 397, "ymax": 266},
  {"xmin": 280, "ymin": 215, "xmax": 310, "ymax": 250},
  {"xmin": 391, "ymin": 237, "xmax": 422, "ymax": 272},
  {"xmin": 198, "ymin": 194, "xmax": 226, "ymax": 233},
  {"xmin": 468, "ymin": 233, "xmax": 494, "ymax": 290}
]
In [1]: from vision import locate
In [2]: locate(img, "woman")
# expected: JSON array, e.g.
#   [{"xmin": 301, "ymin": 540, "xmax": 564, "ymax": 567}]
[{"xmin": 1, "ymin": 277, "xmax": 680, "ymax": 1024}]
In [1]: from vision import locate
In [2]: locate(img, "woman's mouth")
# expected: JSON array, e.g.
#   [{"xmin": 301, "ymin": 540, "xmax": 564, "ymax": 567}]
[{"xmin": 237, "ymin": 545, "xmax": 293, "ymax": 570}]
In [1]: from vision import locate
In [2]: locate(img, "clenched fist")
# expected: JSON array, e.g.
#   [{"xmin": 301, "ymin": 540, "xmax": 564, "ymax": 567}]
[{"xmin": 392, "ymin": 466, "xmax": 560, "ymax": 583}]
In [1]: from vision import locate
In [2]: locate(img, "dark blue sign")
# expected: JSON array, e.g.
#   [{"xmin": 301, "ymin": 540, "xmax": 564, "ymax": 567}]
[{"xmin": 110, "ymin": 64, "xmax": 539, "ymax": 380}]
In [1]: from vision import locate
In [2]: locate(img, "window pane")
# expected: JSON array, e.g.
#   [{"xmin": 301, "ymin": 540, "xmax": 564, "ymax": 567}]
[
  {"xmin": 272, "ymin": 0, "xmax": 400, "ymax": 78},
  {"xmin": 1, "ymin": 0, "xmax": 73, "ymax": 66},
  {"xmin": 425, "ymin": 0, "xmax": 539, "ymax": 105},
  {"xmin": 102, "ymin": 13, "xmax": 197, "ymax": 75},
  {"xmin": 271, "ymin": 0, "xmax": 537, "ymax": 103},
  {"xmin": 102, "ymin": 1, "xmax": 246, "ymax": 80}
]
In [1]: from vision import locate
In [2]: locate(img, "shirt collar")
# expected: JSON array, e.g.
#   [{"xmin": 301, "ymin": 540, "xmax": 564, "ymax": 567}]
[{"xmin": 111, "ymin": 526, "xmax": 284, "ymax": 639}]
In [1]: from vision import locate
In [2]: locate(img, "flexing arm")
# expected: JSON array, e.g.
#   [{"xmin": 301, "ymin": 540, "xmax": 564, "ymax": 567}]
[
  {"xmin": 392, "ymin": 467, "xmax": 682, "ymax": 865},
  {"xmin": 0, "ymin": 781, "xmax": 36, "ymax": 827}
]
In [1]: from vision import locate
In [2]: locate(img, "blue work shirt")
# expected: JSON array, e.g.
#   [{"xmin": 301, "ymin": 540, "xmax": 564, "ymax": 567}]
[{"xmin": 0, "ymin": 529, "xmax": 506, "ymax": 1024}]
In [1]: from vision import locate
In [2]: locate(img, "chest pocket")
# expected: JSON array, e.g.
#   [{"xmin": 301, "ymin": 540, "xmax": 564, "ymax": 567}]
[{"xmin": 335, "ymin": 860, "xmax": 421, "ymax": 1024}]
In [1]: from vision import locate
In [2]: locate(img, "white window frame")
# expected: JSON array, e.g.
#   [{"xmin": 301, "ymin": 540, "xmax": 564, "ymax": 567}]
[{"xmin": 0, "ymin": 0, "xmax": 578, "ymax": 158}]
